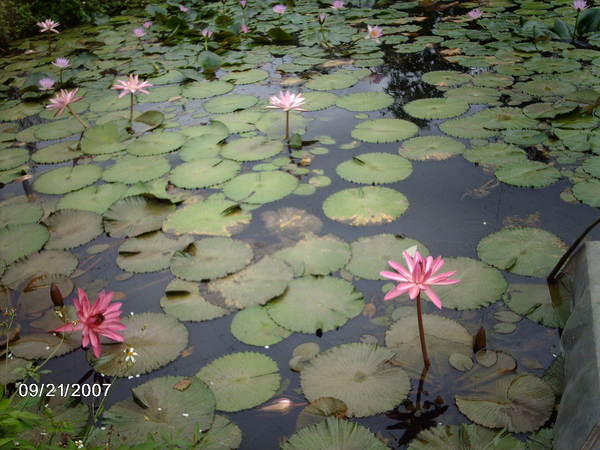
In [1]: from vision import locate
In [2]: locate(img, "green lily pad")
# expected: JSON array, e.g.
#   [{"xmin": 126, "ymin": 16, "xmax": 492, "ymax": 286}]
[
  {"xmin": 495, "ymin": 161, "xmax": 561, "ymax": 188},
  {"xmin": 463, "ymin": 142, "xmax": 528, "ymax": 167},
  {"xmin": 336, "ymin": 92, "xmax": 394, "ymax": 112},
  {"xmin": 203, "ymin": 94, "xmax": 259, "ymax": 114},
  {"xmin": 230, "ymin": 305, "xmax": 292, "ymax": 346},
  {"xmin": 33, "ymin": 165, "xmax": 103, "ymax": 195},
  {"xmin": 300, "ymin": 343, "xmax": 410, "ymax": 417},
  {"xmin": 515, "ymin": 79, "xmax": 576, "ymax": 97},
  {"xmin": 81, "ymin": 120, "xmax": 130, "ymax": 155},
  {"xmin": 477, "ymin": 227, "xmax": 567, "ymax": 277},
  {"xmin": 169, "ymin": 237, "xmax": 253, "ymax": 281},
  {"xmin": 273, "ymin": 233, "xmax": 350, "ymax": 276},
  {"xmin": 399, "ymin": 136, "xmax": 465, "ymax": 161},
  {"xmin": 503, "ymin": 283, "xmax": 562, "ymax": 328},
  {"xmin": 582, "ymin": 155, "xmax": 600, "ymax": 178},
  {"xmin": 57, "ymin": 183, "xmax": 127, "ymax": 214},
  {"xmin": 322, "ymin": 187, "xmax": 409, "ymax": 226},
  {"xmin": 170, "ymin": 158, "xmax": 241, "ymax": 189},
  {"xmin": 0, "ymin": 148, "xmax": 29, "ymax": 171},
  {"xmin": 128, "ymin": 131, "xmax": 186, "ymax": 156},
  {"xmin": 306, "ymin": 73, "xmax": 358, "ymax": 90},
  {"xmin": 137, "ymin": 85, "xmax": 181, "ymax": 103},
  {"xmin": 0, "ymin": 201, "xmax": 44, "ymax": 227},
  {"xmin": 1, "ymin": 249, "xmax": 78, "ymax": 290},
  {"xmin": 216, "ymin": 110, "xmax": 261, "ymax": 134},
  {"xmin": 482, "ymin": 107, "xmax": 539, "ymax": 130},
  {"xmin": 221, "ymin": 69, "xmax": 269, "ymax": 85},
  {"xmin": 408, "ymin": 424, "xmax": 526, "ymax": 450},
  {"xmin": 33, "ymin": 118, "xmax": 85, "ymax": 140},
  {"xmin": 572, "ymin": 179, "xmax": 600, "ymax": 206},
  {"xmin": 0, "ymin": 223, "xmax": 49, "ymax": 264},
  {"xmin": 44, "ymin": 209, "xmax": 103, "ymax": 249},
  {"xmin": 103, "ymin": 155, "xmax": 171, "ymax": 184},
  {"xmin": 422, "ymin": 70, "xmax": 472, "ymax": 87},
  {"xmin": 0, "ymin": 357, "xmax": 29, "ymax": 385},
  {"xmin": 439, "ymin": 116, "xmax": 497, "ymax": 139},
  {"xmin": 444, "ymin": 86, "xmax": 502, "ymax": 105},
  {"xmin": 351, "ymin": 119, "xmax": 419, "ymax": 143},
  {"xmin": 103, "ymin": 195, "xmax": 175, "ymax": 238},
  {"xmin": 255, "ymin": 111, "xmax": 307, "ymax": 138},
  {"xmin": 117, "ymin": 231, "xmax": 194, "ymax": 274},
  {"xmin": 223, "ymin": 171, "xmax": 298, "ymax": 204},
  {"xmin": 197, "ymin": 415, "xmax": 243, "ymax": 450},
  {"xmin": 336, "ymin": 152, "xmax": 412, "ymax": 184},
  {"xmin": 220, "ymin": 137, "xmax": 284, "ymax": 162},
  {"xmin": 179, "ymin": 140, "xmax": 222, "ymax": 162},
  {"xmin": 161, "ymin": 278, "xmax": 230, "ymax": 322},
  {"xmin": 33, "ymin": 141, "xmax": 82, "ymax": 164},
  {"xmin": 302, "ymin": 92, "xmax": 337, "ymax": 111},
  {"xmin": 182, "ymin": 80, "xmax": 234, "ymax": 99},
  {"xmin": 403, "ymin": 98, "xmax": 469, "ymax": 120},
  {"xmin": 196, "ymin": 352, "xmax": 280, "ymax": 412}
]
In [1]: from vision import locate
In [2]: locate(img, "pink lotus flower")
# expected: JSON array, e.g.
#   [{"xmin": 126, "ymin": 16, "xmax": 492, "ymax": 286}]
[
  {"xmin": 366, "ymin": 25, "xmax": 383, "ymax": 42},
  {"xmin": 179, "ymin": 4, "xmax": 189, "ymax": 12},
  {"xmin": 38, "ymin": 78, "xmax": 56, "ymax": 91},
  {"xmin": 267, "ymin": 91, "xmax": 306, "ymax": 112},
  {"xmin": 133, "ymin": 27, "xmax": 145, "ymax": 38},
  {"xmin": 273, "ymin": 4, "xmax": 287, "ymax": 14},
  {"xmin": 202, "ymin": 28, "xmax": 214, "ymax": 38},
  {"xmin": 143, "ymin": 21, "xmax": 153, "ymax": 29},
  {"xmin": 241, "ymin": 24, "xmax": 250, "ymax": 33},
  {"xmin": 331, "ymin": 0, "xmax": 344, "ymax": 9},
  {"xmin": 46, "ymin": 88, "xmax": 84, "ymax": 116},
  {"xmin": 112, "ymin": 74, "xmax": 153, "ymax": 98},
  {"xmin": 380, "ymin": 251, "xmax": 459, "ymax": 309},
  {"xmin": 37, "ymin": 19, "xmax": 60, "ymax": 34},
  {"xmin": 573, "ymin": 0, "xmax": 587, "ymax": 10},
  {"xmin": 468, "ymin": 8, "xmax": 482, "ymax": 19},
  {"xmin": 318, "ymin": 13, "xmax": 327, "ymax": 24},
  {"xmin": 52, "ymin": 57, "xmax": 70, "ymax": 68},
  {"xmin": 240, "ymin": 0, "xmax": 248, "ymax": 7},
  {"xmin": 53, "ymin": 289, "xmax": 126, "ymax": 358}
]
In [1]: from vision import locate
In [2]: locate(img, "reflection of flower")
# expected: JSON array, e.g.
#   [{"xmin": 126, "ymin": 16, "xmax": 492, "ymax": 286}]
[
  {"xmin": 52, "ymin": 57, "xmax": 70, "ymax": 68},
  {"xmin": 46, "ymin": 88, "xmax": 83, "ymax": 116},
  {"xmin": 38, "ymin": 78, "xmax": 56, "ymax": 91},
  {"xmin": 366, "ymin": 25, "xmax": 383, "ymax": 42},
  {"xmin": 201, "ymin": 28, "xmax": 214, "ymax": 38},
  {"xmin": 331, "ymin": 0, "xmax": 344, "ymax": 9},
  {"xmin": 573, "ymin": 0, "xmax": 587, "ymax": 10},
  {"xmin": 53, "ymin": 289, "xmax": 126, "ymax": 358},
  {"xmin": 124, "ymin": 346, "xmax": 138, "ymax": 363},
  {"xmin": 37, "ymin": 19, "xmax": 60, "ymax": 33},
  {"xmin": 267, "ymin": 91, "xmax": 306, "ymax": 112},
  {"xmin": 241, "ymin": 24, "xmax": 250, "ymax": 33},
  {"xmin": 179, "ymin": 4, "xmax": 189, "ymax": 12},
  {"xmin": 273, "ymin": 4, "xmax": 287, "ymax": 14},
  {"xmin": 380, "ymin": 251, "xmax": 459, "ymax": 309},
  {"xmin": 143, "ymin": 21, "xmax": 153, "ymax": 29},
  {"xmin": 133, "ymin": 28, "xmax": 145, "ymax": 38},
  {"xmin": 112, "ymin": 74, "xmax": 153, "ymax": 97},
  {"xmin": 468, "ymin": 8, "xmax": 482, "ymax": 19}
]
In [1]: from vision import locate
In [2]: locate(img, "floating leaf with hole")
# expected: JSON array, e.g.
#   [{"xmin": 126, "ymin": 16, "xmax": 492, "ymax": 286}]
[
  {"xmin": 503, "ymin": 283, "xmax": 562, "ymax": 328},
  {"xmin": 170, "ymin": 237, "xmax": 253, "ymax": 281},
  {"xmin": 273, "ymin": 233, "xmax": 350, "ymax": 276},
  {"xmin": 323, "ymin": 187, "xmax": 409, "ymax": 226},
  {"xmin": 221, "ymin": 69, "xmax": 269, "ymax": 85},
  {"xmin": 1, "ymin": 250, "xmax": 78, "ymax": 289},
  {"xmin": 44, "ymin": 210, "xmax": 103, "ymax": 249},
  {"xmin": 103, "ymin": 155, "xmax": 171, "ymax": 184},
  {"xmin": 33, "ymin": 141, "xmax": 82, "ymax": 164},
  {"xmin": 197, "ymin": 415, "xmax": 243, "ymax": 450},
  {"xmin": 398, "ymin": 135, "xmax": 465, "ymax": 161},
  {"xmin": 117, "ymin": 231, "xmax": 193, "ymax": 273},
  {"xmin": 403, "ymin": 98, "xmax": 469, "ymax": 120},
  {"xmin": 196, "ymin": 352, "xmax": 280, "ymax": 412},
  {"xmin": 217, "ymin": 110, "xmax": 261, "ymax": 134},
  {"xmin": 346, "ymin": 234, "xmax": 429, "ymax": 280},
  {"xmin": 91, "ymin": 312, "xmax": 188, "ymax": 377},
  {"xmin": 170, "ymin": 158, "xmax": 241, "ymax": 189},
  {"xmin": 81, "ymin": 120, "xmax": 130, "ymax": 155},
  {"xmin": 300, "ymin": 343, "xmax": 410, "ymax": 417},
  {"xmin": 289, "ymin": 342, "xmax": 321, "ymax": 373},
  {"xmin": 495, "ymin": 161, "xmax": 561, "ymax": 188},
  {"xmin": 463, "ymin": 142, "xmax": 528, "ymax": 167},
  {"xmin": 306, "ymin": 73, "xmax": 358, "ymax": 90},
  {"xmin": 408, "ymin": 423, "xmax": 526, "ymax": 449},
  {"xmin": 266, "ymin": 275, "xmax": 363, "ymax": 333},
  {"xmin": 336, "ymin": 152, "xmax": 412, "ymax": 184},
  {"xmin": 10, "ymin": 331, "xmax": 81, "ymax": 360},
  {"xmin": 351, "ymin": 119, "xmax": 418, "ymax": 143},
  {"xmin": 220, "ymin": 137, "xmax": 283, "ymax": 162},
  {"xmin": 57, "ymin": 183, "xmax": 127, "ymax": 214},
  {"xmin": 128, "ymin": 131, "xmax": 186, "ymax": 156},
  {"xmin": 182, "ymin": 80, "xmax": 234, "ymax": 99},
  {"xmin": 439, "ymin": 116, "xmax": 497, "ymax": 139},
  {"xmin": 33, "ymin": 118, "xmax": 85, "ymax": 141},
  {"xmin": 223, "ymin": 171, "xmax": 298, "ymax": 204},
  {"xmin": 33, "ymin": 165, "xmax": 103, "ymax": 195},
  {"xmin": 230, "ymin": 305, "xmax": 292, "ymax": 346},
  {"xmin": 161, "ymin": 278, "xmax": 230, "ymax": 322},
  {"xmin": 203, "ymin": 94, "xmax": 259, "ymax": 114},
  {"xmin": 477, "ymin": 227, "xmax": 567, "ymax": 277},
  {"xmin": 103, "ymin": 195, "xmax": 174, "ymax": 238},
  {"xmin": 0, "ymin": 223, "xmax": 49, "ymax": 264},
  {"xmin": 336, "ymin": 92, "xmax": 394, "ymax": 112}
]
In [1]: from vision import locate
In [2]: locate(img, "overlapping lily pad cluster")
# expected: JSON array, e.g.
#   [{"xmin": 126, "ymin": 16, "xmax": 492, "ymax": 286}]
[{"xmin": 0, "ymin": 0, "xmax": 587, "ymax": 447}]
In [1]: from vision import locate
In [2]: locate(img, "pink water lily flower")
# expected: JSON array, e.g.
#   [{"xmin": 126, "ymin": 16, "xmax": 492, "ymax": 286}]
[
  {"xmin": 273, "ymin": 4, "xmax": 287, "ymax": 14},
  {"xmin": 112, "ymin": 74, "xmax": 153, "ymax": 97},
  {"xmin": 202, "ymin": 28, "xmax": 214, "ymax": 38},
  {"xmin": 240, "ymin": 0, "xmax": 248, "ymax": 7},
  {"xmin": 331, "ymin": 0, "xmax": 344, "ymax": 9},
  {"xmin": 241, "ymin": 24, "xmax": 250, "ymax": 33},
  {"xmin": 143, "ymin": 21, "xmax": 153, "ymax": 29},
  {"xmin": 37, "ymin": 19, "xmax": 60, "ymax": 34},
  {"xmin": 53, "ymin": 289, "xmax": 126, "ymax": 358},
  {"xmin": 38, "ymin": 78, "xmax": 56, "ymax": 91},
  {"xmin": 573, "ymin": 0, "xmax": 587, "ymax": 10},
  {"xmin": 366, "ymin": 25, "xmax": 383, "ymax": 42},
  {"xmin": 318, "ymin": 13, "xmax": 327, "ymax": 24},
  {"xmin": 468, "ymin": 8, "xmax": 482, "ymax": 19},
  {"xmin": 267, "ymin": 91, "xmax": 306, "ymax": 112},
  {"xmin": 46, "ymin": 88, "xmax": 84, "ymax": 116},
  {"xmin": 179, "ymin": 4, "xmax": 190, "ymax": 12},
  {"xmin": 133, "ymin": 28, "xmax": 145, "ymax": 38},
  {"xmin": 380, "ymin": 251, "xmax": 459, "ymax": 309},
  {"xmin": 52, "ymin": 57, "xmax": 70, "ymax": 68}
]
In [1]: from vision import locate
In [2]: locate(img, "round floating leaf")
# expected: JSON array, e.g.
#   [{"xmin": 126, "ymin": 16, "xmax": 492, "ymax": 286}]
[
  {"xmin": 182, "ymin": 81, "xmax": 234, "ymax": 99},
  {"xmin": 261, "ymin": 207, "xmax": 323, "ymax": 238},
  {"xmin": 255, "ymin": 111, "xmax": 307, "ymax": 138},
  {"xmin": 503, "ymin": 283, "xmax": 561, "ymax": 328},
  {"xmin": 273, "ymin": 233, "xmax": 350, "ymax": 276},
  {"xmin": 101, "ymin": 376, "xmax": 215, "ymax": 446},
  {"xmin": 336, "ymin": 152, "xmax": 412, "ymax": 184},
  {"xmin": 181, "ymin": 121, "xmax": 229, "ymax": 141},
  {"xmin": 422, "ymin": 70, "xmax": 471, "ymax": 86},
  {"xmin": 197, "ymin": 415, "xmax": 242, "ymax": 449},
  {"xmin": 495, "ymin": 161, "xmax": 561, "ymax": 188},
  {"xmin": 463, "ymin": 142, "xmax": 528, "ymax": 167},
  {"xmin": 117, "ymin": 231, "xmax": 194, "ymax": 274},
  {"xmin": 455, "ymin": 373, "xmax": 554, "ymax": 433},
  {"xmin": 582, "ymin": 155, "xmax": 600, "ymax": 178},
  {"xmin": 322, "ymin": 187, "xmax": 409, "ymax": 226},
  {"xmin": 302, "ymin": 92, "xmax": 337, "ymax": 111},
  {"xmin": 434, "ymin": 257, "xmax": 507, "ymax": 310},
  {"xmin": 103, "ymin": 195, "xmax": 175, "ymax": 238},
  {"xmin": 289, "ymin": 342, "xmax": 321, "ymax": 372},
  {"xmin": 336, "ymin": 92, "xmax": 394, "ymax": 112},
  {"xmin": 482, "ymin": 107, "xmax": 539, "ymax": 130},
  {"xmin": 399, "ymin": 136, "xmax": 465, "ymax": 161},
  {"xmin": 81, "ymin": 121, "xmax": 129, "ymax": 155},
  {"xmin": 0, "ymin": 201, "xmax": 44, "ymax": 227},
  {"xmin": 196, "ymin": 352, "xmax": 280, "ymax": 412},
  {"xmin": 444, "ymin": 86, "xmax": 502, "ymax": 105},
  {"xmin": 180, "ymin": 139, "xmax": 222, "ymax": 162},
  {"xmin": 0, "ymin": 223, "xmax": 49, "ymax": 264},
  {"xmin": 127, "ymin": 131, "xmax": 186, "ymax": 156},
  {"xmin": 515, "ymin": 79, "xmax": 576, "ymax": 97},
  {"xmin": 163, "ymin": 194, "xmax": 251, "ymax": 236},
  {"xmin": 266, "ymin": 276, "xmax": 364, "ymax": 334},
  {"xmin": 351, "ymin": 119, "xmax": 418, "ymax": 143},
  {"xmin": 44, "ymin": 210, "xmax": 103, "ymax": 249},
  {"xmin": 33, "ymin": 118, "xmax": 85, "ymax": 140},
  {"xmin": 10, "ymin": 332, "xmax": 81, "ymax": 360},
  {"xmin": 161, "ymin": 278, "xmax": 230, "ymax": 322},
  {"xmin": 0, "ymin": 357, "xmax": 28, "ymax": 385},
  {"xmin": 170, "ymin": 237, "xmax": 253, "ymax": 281},
  {"xmin": 524, "ymin": 57, "xmax": 580, "ymax": 74},
  {"xmin": 0, "ymin": 148, "xmax": 29, "ymax": 171},
  {"xmin": 33, "ymin": 141, "xmax": 82, "ymax": 164},
  {"xmin": 477, "ymin": 227, "xmax": 567, "ymax": 277},
  {"xmin": 572, "ymin": 179, "xmax": 600, "ymax": 206},
  {"xmin": 203, "ymin": 94, "xmax": 258, "ymax": 114},
  {"xmin": 386, "ymin": 314, "xmax": 472, "ymax": 376},
  {"xmin": 221, "ymin": 69, "xmax": 268, "ymax": 85},
  {"xmin": 403, "ymin": 98, "xmax": 469, "ymax": 120},
  {"xmin": 33, "ymin": 165, "xmax": 103, "ymax": 195},
  {"xmin": 138, "ymin": 85, "xmax": 181, "ymax": 103},
  {"xmin": 206, "ymin": 256, "xmax": 293, "ymax": 309},
  {"xmin": 103, "ymin": 155, "xmax": 171, "ymax": 184},
  {"xmin": 220, "ymin": 137, "xmax": 283, "ymax": 162},
  {"xmin": 170, "ymin": 158, "xmax": 241, "ymax": 189},
  {"xmin": 439, "ymin": 116, "xmax": 497, "ymax": 139},
  {"xmin": 223, "ymin": 171, "xmax": 298, "ymax": 204},
  {"xmin": 91, "ymin": 312, "xmax": 188, "ymax": 377},
  {"xmin": 283, "ymin": 418, "xmax": 387, "ymax": 450},
  {"xmin": 295, "ymin": 397, "xmax": 347, "ymax": 429},
  {"xmin": 301, "ymin": 343, "xmax": 410, "ymax": 417},
  {"xmin": 346, "ymin": 234, "xmax": 429, "ymax": 280},
  {"xmin": 57, "ymin": 183, "xmax": 127, "ymax": 214},
  {"xmin": 230, "ymin": 305, "xmax": 292, "ymax": 346},
  {"xmin": 306, "ymin": 73, "xmax": 358, "ymax": 90},
  {"xmin": 1, "ymin": 250, "xmax": 78, "ymax": 289},
  {"xmin": 449, "ymin": 353, "xmax": 473, "ymax": 372},
  {"xmin": 408, "ymin": 423, "xmax": 526, "ymax": 450}
]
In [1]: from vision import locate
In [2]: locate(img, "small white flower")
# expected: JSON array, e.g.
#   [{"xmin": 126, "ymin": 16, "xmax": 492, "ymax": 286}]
[
  {"xmin": 124, "ymin": 346, "xmax": 138, "ymax": 364},
  {"xmin": 45, "ymin": 346, "xmax": 51, "ymax": 350},
  {"xmin": 74, "ymin": 440, "xmax": 84, "ymax": 449},
  {"xmin": 128, "ymin": 375, "xmax": 134, "ymax": 379},
  {"xmin": 182, "ymin": 413, "xmax": 189, "ymax": 417},
  {"xmin": 158, "ymin": 407, "xmax": 162, "ymax": 411},
  {"xmin": 264, "ymin": 345, "xmax": 270, "ymax": 349}
]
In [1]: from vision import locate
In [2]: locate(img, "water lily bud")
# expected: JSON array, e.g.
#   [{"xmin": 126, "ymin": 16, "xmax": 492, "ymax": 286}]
[{"xmin": 50, "ymin": 283, "xmax": 64, "ymax": 307}]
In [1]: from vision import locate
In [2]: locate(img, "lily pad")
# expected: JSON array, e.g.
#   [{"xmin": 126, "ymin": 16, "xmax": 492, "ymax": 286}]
[
  {"xmin": 33, "ymin": 118, "xmax": 85, "ymax": 140},
  {"xmin": 1, "ymin": 250, "xmax": 78, "ymax": 289},
  {"xmin": 463, "ymin": 142, "xmax": 527, "ymax": 167},
  {"xmin": 408, "ymin": 423, "xmax": 526, "ymax": 449},
  {"xmin": 336, "ymin": 92, "xmax": 394, "ymax": 112},
  {"xmin": 403, "ymin": 98, "xmax": 469, "ymax": 120},
  {"xmin": 127, "ymin": 131, "xmax": 186, "ymax": 156},
  {"xmin": 306, "ymin": 73, "xmax": 358, "ymax": 90},
  {"xmin": 203, "ymin": 94, "xmax": 259, "ymax": 114},
  {"xmin": 197, "ymin": 415, "xmax": 243, "ymax": 450},
  {"xmin": 220, "ymin": 137, "xmax": 284, "ymax": 162},
  {"xmin": 221, "ymin": 69, "xmax": 268, "ymax": 85},
  {"xmin": 170, "ymin": 158, "xmax": 241, "ymax": 189},
  {"xmin": 57, "ymin": 183, "xmax": 128, "ymax": 214},
  {"xmin": 0, "ymin": 148, "xmax": 29, "ymax": 171},
  {"xmin": 503, "ymin": 283, "xmax": 562, "ymax": 328},
  {"xmin": 351, "ymin": 119, "xmax": 418, "ymax": 143},
  {"xmin": 230, "ymin": 305, "xmax": 292, "ymax": 346},
  {"xmin": 273, "ymin": 233, "xmax": 350, "ymax": 276},
  {"xmin": 81, "ymin": 121, "xmax": 130, "ymax": 155},
  {"xmin": 336, "ymin": 152, "xmax": 412, "ymax": 184},
  {"xmin": 495, "ymin": 161, "xmax": 561, "ymax": 188},
  {"xmin": 33, "ymin": 165, "xmax": 103, "ymax": 195},
  {"xmin": 116, "ymin": 231, "xmax": 194, "ymax": 273},
  {"xmin": 103, "ymin": 155, "xmax": 171, "ymax": 184},
  {"xmin": 422, "ymin": 70, "xmax": 471, "ymax": 86},
  {"xmin": 0, "ymin": 223, "xmax": 49, "ymax": 264},
  {"xmin": 399, "ymin": 136, "xmax": 465, "ymax": 161},
  {"xmin": 182, "ymin": 81, "xmax": 234, "ymax": 99},
  {"xmin": 0, "ymin": 201, "xmax": 44, "ymax": 227},
  {"xmin": 44, "ymin": 209, "xmax": 103, "ymax": 249},
  {"xmin": 161, "ymin": 278, "xmax": 230, "ymax": 322},
  {"xmin": 302, "ymin": 92, "xmax": 337, "ymax": 111},
  {"xmin": 572, "ymin": 179, "xmax": 600, "ymax": 207},
  {"xmin": 33, "ymin": 141, "xmax": 82, "ymax": 164},
  {"xmin": 103, "ymin": 195, "xmax": 175, "ymax": 238}
]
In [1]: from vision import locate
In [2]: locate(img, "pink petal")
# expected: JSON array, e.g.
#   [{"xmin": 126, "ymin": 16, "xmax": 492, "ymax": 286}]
[
  {"xmin": 380, "ymin": 271, "xmax": 408, "ymax": 282},
  {"xmin": 423, "ymin": 287, "xmax": 443, "ymax": 309}
]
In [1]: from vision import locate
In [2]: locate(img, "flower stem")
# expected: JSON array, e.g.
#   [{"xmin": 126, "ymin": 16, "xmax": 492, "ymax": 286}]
[
  {"xmin": 416, "ymin": 293, "xmax": 430, "ymax": 369},
  {"xmin": 67, "ymin": 105, "xmax": 89, "ymax": 129},
  {"xmin": 285, "ymin": 110, "xmax": 290, "ymax": 142},
  {"xmin": 204, "ymin": 38, "xmax": 208, "ymax": 51},
  {"xmin": 129, "ymin": 93, "xmax": 134, "ymax": 124},
  {"xmin": 59, "ymin": 69, "xmax": 63, "ymax": 85},
  {"xmin": 574, "ymin": 11, "xmax": 581, "ymax": 41}
]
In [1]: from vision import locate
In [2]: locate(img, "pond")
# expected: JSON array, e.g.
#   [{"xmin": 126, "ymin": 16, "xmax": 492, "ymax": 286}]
[{"xmin": 1, "ymin": 0, "xmax": 599, "ymax": 448}]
